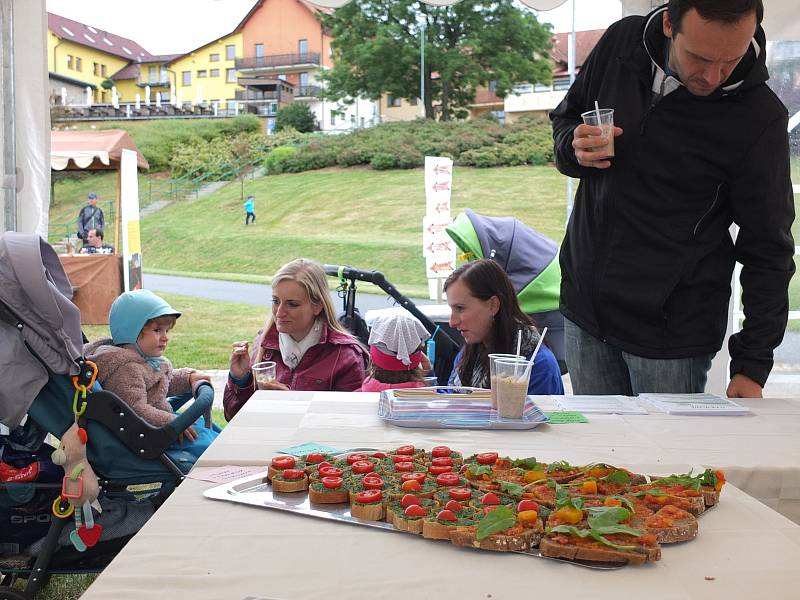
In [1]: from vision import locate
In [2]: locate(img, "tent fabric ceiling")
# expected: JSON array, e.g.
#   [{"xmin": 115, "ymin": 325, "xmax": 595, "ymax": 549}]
[
  {"xmin": 50, "ymin": 129, "xmax": 149, "ymax": 172},
  {"xmin": 307, "ymin": 0, "xmax": 798, "ymax": 41}
]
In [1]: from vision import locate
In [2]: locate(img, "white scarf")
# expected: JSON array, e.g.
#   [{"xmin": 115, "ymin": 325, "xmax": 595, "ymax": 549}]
[{"xmin": 279, "ymin": 319, "xmax": 322, "ymax": 370}]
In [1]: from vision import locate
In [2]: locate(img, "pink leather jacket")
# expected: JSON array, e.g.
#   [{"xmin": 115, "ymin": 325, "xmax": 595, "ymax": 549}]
[{"xmin": 223, "ymin": 323, "xmax": 367, "ymax": 421}]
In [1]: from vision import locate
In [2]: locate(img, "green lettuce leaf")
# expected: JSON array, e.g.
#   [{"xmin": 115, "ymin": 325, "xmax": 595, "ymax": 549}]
[
  {"xmin": 467, "ymin": 464, "xmax": 493, "ymax": 478},
  {"xmin": 499, "ymin": 480, "xmax": 524, "ymax": 498},
  {"xmin": 602, "ymin": 470, "xmax": 631, "ymax": 485},
  {"xmin": 548, "ymin": 525, "xmax": 638, "ymax": 551},
  {"xmin": 476, "ymin": 505, "xmax": 517, "ymax": 541}
]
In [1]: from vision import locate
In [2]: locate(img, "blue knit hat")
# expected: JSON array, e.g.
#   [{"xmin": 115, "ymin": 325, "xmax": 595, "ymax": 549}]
[
  {"xmin": 109, "ymin": 290, "xmax": 181, "ymax": 345},
  {"xmin": 87, "ymin": 192, "xmax": 97, "ymax": 199}
]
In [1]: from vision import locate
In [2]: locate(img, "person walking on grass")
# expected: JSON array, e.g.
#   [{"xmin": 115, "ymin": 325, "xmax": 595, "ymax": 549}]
[{"xmin": 244, "ymin": 195, "xmax": 256, "ymax": 225}]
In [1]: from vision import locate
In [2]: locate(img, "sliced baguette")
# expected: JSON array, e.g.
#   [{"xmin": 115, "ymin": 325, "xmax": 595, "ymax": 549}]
[
  {"xmin": 308, "ymin": 485, "xmax": 349, "ymax": 504},
  {"xmin": 350, "ymin": 502, "xmax": 384, "ymax": 521},
  {"xmin": 449, "ymin": 525, "xmax": 542, "ymax": 552},
  {"xmin": 539, "ymin": 536, "xmax": 660, "ymax": 566},
  {"xmin": 271, "ymin": 476, "xmax": 309, "ymax": 493}
]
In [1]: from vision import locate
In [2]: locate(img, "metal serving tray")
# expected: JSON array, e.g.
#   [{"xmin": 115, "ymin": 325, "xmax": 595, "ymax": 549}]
[{"xmin": 203, "ymin": 471, "xmax": 624, "ymax": 570}]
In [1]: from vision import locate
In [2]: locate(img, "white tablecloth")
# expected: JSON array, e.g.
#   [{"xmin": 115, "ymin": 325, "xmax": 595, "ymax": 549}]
[{"xmin": 80, "ymin": 392, "xmax": 800, "ymax": 599}]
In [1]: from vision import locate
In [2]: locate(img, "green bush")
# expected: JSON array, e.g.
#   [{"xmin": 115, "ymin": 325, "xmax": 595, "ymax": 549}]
[
  {"xmin": 264, "ymin": 146, "xmax": 298, "ymax": 174},
  {"xmin": 280, "ymin": 141, "xmax": 338, "ymax": 172},
  {"xmin": 275, "ymin": 103, "xmax": 316, "ymax": 133}
]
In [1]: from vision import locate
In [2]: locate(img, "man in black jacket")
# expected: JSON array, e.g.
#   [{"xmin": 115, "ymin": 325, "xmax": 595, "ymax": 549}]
[
  {"xmin": 76, "ymin": 192, "xmax": 105, "ymax": 244},
  {"xmin": 550, "ymin": 0, "xmax": 795, "ymax": 398}
]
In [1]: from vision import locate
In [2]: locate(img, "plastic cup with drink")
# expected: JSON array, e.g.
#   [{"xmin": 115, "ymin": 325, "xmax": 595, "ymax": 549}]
[
  {"xmin": 252, "ymin": 361, "xmax": 277, "ymax": 390},
  {"xmin": 581, "ymin": 106, "xmax": 615, "ymax": 157},
  {"xmin": 492, "ymin": 358, "xmax": 533, "ymax": 419},
  {"xmin": 488, "ymin": 353, "xmax": 525, "ymax": 410}
]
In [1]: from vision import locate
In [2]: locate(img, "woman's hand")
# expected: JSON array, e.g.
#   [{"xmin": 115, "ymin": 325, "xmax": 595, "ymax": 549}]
[
  {"xmin": 189, "ymin": 371, "xmax": 211, "ymax": 387},
  {"xmin": 229, "ymin": 340, "xmax": 251, "ymax": 379}
]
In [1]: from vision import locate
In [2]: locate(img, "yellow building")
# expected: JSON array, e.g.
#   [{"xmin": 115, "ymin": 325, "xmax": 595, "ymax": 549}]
[
  {"xmin": 167, "ymin": 32, "xmax": 244, "ymax": 111},
  {"xmin": 47, "ymin": 12, "xmax": 150, "ymax": 104},
  {"xmin": 112, "ymin": 55, "xmax": 183, "ymax": 105}
]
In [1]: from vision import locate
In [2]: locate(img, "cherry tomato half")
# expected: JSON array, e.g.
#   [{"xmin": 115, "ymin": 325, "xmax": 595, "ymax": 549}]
[
  {"xmin": 476, "ymin": 452, "xmax": 499, "ymax": 465},
  {"xmin": 352, "ymin": 460, "xmax": 375, "ymax": 474},
  {"xmin": 431, "ymin": 446, "xmax": 452, "ymax": 458},
  {"xmin": 448, "ymin": 487, "xmax": 473, "ymax": 501},
  {"xmin": 517, "ymin": 499, "xmax": 540, "ymax": 513},
  {"xmin": 396, "ymin": 444, "xmax": 416, "ymax": 455},
  {"xmin": 400, "ymin": 479, "xmax": 422, "ymax": 492},
  {"xmin": 432, "ymin": 457, "xmax": 454, "ymax": 467},
  {"xmin": 436, "ymin": 509, "xmax": 457, "ymax": 522},
  {"xmin": 305, "ymin": 452, "xmax": 325, "ymax": 464},
  {"xmin": 347, "ymin": 453, "xmax": 369, "ymax": 465},
  {"xmin": 391, "ymin": 454, "xmax": 414, "ymax": 463},
  {"xmin": 404, "ymin": 504, "xmax": 427, "ymax": 517},
  {"xmin": 400, "ymin": 494, "xmax": 421, "ymax": 509},
  {"xmin": 481, "ymin": 492, "xmax": 500, "ymax": 506},
  {"xmin": 271, "ymin": 456, "xmax": 296, "ymax": 469},
  {"xmin": 395, "ymin": 462, "xmax": 415, "ymax": 472},
  {"xmin": 436, "ymin": 473, "xmax": 461, "ymax": 487},
  {"xmin": 322, "ymin": 476, "xmax": 343, "ymax": 489},
  {"xmin": 400, "ymin": 472, "xmax": 427, "ymax": 484},
  {"xmin": 282, "ymin": 469, "xmax": 304, "ymax": 480},
  {"xmin": 362, "ymin": 475, "xmax": 384, "ymax": 490},
  {"xmin": 444, "ymin": 500, "xmax": 463, "ymax": 512},
  {"xmin": 318, "ymin": 466, "xmax": 343, "ymax": 478},
  {"xmin": 355, "ymin": 489, "xmax": 383, "ymax": 504},
  {"xmin": 429, "ymin": 465, "xmax": 454, "ymax": 476},
  {"xmin": 370, "ymin": 452, "xmax": 387, "ymax": 459},
  {"xmin": 317, "ymin": 461, "xmax": 333, "ymax": 470}
]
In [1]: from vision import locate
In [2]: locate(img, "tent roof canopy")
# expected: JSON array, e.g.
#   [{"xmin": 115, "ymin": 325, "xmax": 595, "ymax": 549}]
[{"xmin": 50, "ymin": 129, "xmax": 149, "ymax": 172}]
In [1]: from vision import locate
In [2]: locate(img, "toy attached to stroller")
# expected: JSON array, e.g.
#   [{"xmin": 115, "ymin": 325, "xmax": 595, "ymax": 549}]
[{"xmin": 0, "ymin": 232, "xmax": 216, "ymax": 599}]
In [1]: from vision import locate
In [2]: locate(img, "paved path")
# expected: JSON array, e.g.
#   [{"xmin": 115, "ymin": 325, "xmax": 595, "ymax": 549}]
[{"xmin": 143, "ymin": 272, "xmax": 434, "ymax": 313}]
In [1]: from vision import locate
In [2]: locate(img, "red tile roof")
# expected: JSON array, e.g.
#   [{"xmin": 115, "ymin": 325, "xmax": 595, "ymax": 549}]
[{"xmin": 47, "ymin": 12, "xmax": 153, "ymax": 61}]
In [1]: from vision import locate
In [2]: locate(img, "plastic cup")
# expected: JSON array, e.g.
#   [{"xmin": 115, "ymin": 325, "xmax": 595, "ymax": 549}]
[
  {"xmin": 488, "ymin": 353, "xmax": 524, "ymax": 410},
  {"xmin": 493, "ymin": 358, "xmax": 532, "ymax": 419},
  {"xmin": 581, "ymin": 108, "xmax": 615, "ymax": 157},
  {"xmin": 252, "ymin": 361, "xmax": 276, "ymax": 390}
]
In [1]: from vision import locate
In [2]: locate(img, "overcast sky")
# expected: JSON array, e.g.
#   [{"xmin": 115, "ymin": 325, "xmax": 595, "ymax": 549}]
[{"xmin": 45, "ymin": 0, "xmax": 622, "ymax": 55}]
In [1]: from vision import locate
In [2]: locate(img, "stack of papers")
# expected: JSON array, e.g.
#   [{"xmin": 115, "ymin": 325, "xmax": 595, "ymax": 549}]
[
  {"xmin": 556, "ymin": 395, "xmax": 648, "ymax": 415},
  {"xmin": 638, "ymin": 393, "xmax": 750, "ymax": 416}
]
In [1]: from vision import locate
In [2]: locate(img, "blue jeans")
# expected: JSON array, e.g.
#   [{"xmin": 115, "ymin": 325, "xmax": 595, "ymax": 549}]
[{"xmin": 564, "ymin": 318, "xmax": 714, "ymax": 395}]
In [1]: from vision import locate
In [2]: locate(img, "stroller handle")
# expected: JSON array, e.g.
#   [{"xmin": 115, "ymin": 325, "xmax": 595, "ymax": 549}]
[
  {"xmin": 323, "ymin": 264, "xmax": 387, "ymax": 286},
  {"xmin": 168, "ymin": 381, "xmax": 214, "ymax": 435}
]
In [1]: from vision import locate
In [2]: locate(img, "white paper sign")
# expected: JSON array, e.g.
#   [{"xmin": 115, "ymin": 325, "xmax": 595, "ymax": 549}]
[{"xmin": 423, "ymin": 157, "xmax": 456, "ymax": 290}]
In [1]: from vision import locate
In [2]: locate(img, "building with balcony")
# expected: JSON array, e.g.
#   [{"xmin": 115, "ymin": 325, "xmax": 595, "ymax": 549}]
[
  {"xmin": 499, "ymin": 29, "xmax": 606, "ymax": 122},
  {"xmin": 112, "ymin": 54, "xmax": 183, "ymax": 106},
  {"xmin": 47, "ymin": 13, "xmax": 152, "ymax": 105},
  {"xmin": 235, "ymin": 0, "xmax": 378, "ymax": 132}
]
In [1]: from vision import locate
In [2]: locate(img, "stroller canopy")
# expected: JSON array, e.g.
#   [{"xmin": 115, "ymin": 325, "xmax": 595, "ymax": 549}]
[
  {"xmin": 446, "ymin": 209, "xmax": 561, "ymax": 314},
  {"xmin": 0, "ymin": 232, "xmax": 84, "ymax": 427}
]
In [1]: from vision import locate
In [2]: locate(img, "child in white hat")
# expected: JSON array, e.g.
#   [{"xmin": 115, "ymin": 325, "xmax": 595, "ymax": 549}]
[{"xmin": 356, "ymin": 311, "xmax": 432, "ymax": 392}]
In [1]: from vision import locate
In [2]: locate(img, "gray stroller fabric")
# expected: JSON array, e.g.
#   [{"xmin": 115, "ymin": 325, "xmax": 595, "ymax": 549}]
[
  {"xmin": 0, "ymin": 232, "xmax": 84, "ymax": 428},
  {"xmin": 25, "ymin": 496, "xmax": 156, "ymax": 556}
]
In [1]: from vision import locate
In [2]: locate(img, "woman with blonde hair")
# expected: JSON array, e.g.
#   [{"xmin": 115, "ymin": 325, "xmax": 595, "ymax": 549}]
[{"xmin": 223, "ymin": 259, "xmax": 367, "ymax": 420}]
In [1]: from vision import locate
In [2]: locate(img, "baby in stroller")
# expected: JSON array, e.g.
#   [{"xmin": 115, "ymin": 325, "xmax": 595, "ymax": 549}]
[
  {"xmin": 84, "ymin": 289, "xmax": 217, "ymax": 457},
  {"xmin": 0, "ymin": 233, "xmax": 218, "ymax": 598}
]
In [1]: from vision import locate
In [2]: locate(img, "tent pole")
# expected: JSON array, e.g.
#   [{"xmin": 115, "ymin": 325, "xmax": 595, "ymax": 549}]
[
  {"xmin": 1, "ymin": 0, "xmax": 16, "ymax": 232},
  {"xmin": 115, "ymin": 168, "xmax": 122, "ymax": 254}
]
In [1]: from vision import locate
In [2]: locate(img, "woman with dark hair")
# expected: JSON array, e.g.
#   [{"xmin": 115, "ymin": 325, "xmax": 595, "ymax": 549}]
[{"xmin": 444, "ymin": 259, "xmax": 564, "ymax": 395}]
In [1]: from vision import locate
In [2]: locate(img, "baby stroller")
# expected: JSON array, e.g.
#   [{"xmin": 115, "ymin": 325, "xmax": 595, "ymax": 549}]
[
  {"xmin": 0, "ymin": 232, "xmax": 214, "ymax": 599},
  {"xmin": 325, "ymin": 265, "xmax": 461, "ymax": 385},
  {"xmin": 446, "ymin": 209, "xmax": 566, "ymax": 374}
]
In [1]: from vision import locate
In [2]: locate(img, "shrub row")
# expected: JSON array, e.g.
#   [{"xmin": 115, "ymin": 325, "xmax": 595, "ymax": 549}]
[{"xmin": 263, "ymin": 116, "xmax": 554, "ymax": 174}]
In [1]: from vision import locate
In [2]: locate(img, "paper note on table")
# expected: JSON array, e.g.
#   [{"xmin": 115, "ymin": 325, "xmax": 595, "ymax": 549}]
[
  {"xmin": 186, "ymin": 465, "xmax": 265, "ymax": 484},
  {"xmin": 639, "ymin": 393, "xmax": 750, "ymax": 416},
  {"xmin": 556, "ymin": 395, "xmax": 648, "ymax": 414},
  {"xmin": 543, "ymin": 411, "xmax": 588, "ymax": 424},
  {"xmin": 278, "ymin": 442, "xmax": 344, "ymax": 456}
]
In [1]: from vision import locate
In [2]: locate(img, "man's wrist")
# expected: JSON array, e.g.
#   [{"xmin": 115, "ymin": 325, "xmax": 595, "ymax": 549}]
[{"xmin": 229, "ymin": 371, "xmax": 252, "ymax": 387}]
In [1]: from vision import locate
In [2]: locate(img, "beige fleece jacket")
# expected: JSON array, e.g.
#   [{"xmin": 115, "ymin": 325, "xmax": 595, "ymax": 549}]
[{"xmin": 84, "ymin": 337, "xmax": 195, "ymax": 428}]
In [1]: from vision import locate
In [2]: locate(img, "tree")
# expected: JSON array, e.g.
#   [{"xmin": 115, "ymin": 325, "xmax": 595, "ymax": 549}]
[
  {"xmin": 318, "ymin": 0, "xmax": 553, "ymax": 121},
  {"xmin": 275, "ymin": 103, "xmax": 316, "ymax": 133}
]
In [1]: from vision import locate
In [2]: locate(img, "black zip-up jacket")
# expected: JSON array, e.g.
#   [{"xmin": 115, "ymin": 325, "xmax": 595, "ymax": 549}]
[{"xmin": 550, "ymin": 6, "xmax": 795, "ymax": 387}]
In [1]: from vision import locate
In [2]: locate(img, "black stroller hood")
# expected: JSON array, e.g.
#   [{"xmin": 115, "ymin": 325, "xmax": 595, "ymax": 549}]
[{"xmin": 0, "ymin": 232, "xmax": 84, "ymax": 427}]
